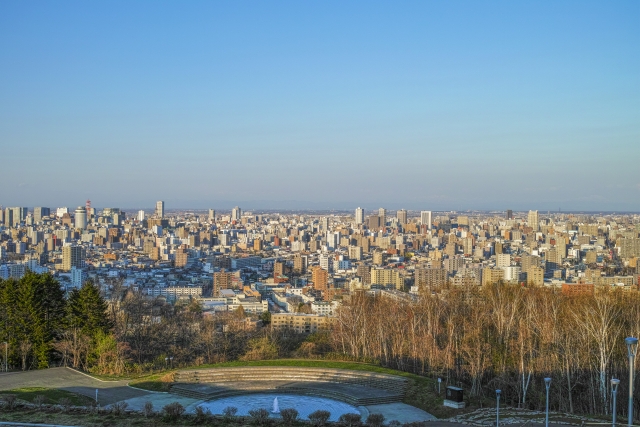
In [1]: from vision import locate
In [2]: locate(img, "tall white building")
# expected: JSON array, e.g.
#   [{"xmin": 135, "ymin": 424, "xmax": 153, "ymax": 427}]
[
  {"xmin": 209, "ymin": 209, "xmax": 216, "ymax": 222},
  {"xmin": 326, "ymin": 231, "xmax": 340, "ymax": 250},
  {"xmin": 420, "ymin": 211, "xmax": 432, "ymax": 229},
  {"xmin": 70, "ymin": 266, "xmax": 87, "ymax": 288},
  {"xmin": 74, "ymin": 206, "xmax": 87, "ymax": 230},
  {"xmin": 137, "ymin": 210, "xmax": 145, "ymax": 221},
  {"xmin": 231, "ymin": 206, "xmax": 241, "ymax": 221},
  {"xmin": 155, "ymin": 201, "xmax": 165, "ymax": 218},
  {"xmin": 56, "ymin": 207, "xmax": 69, "ymax": 217},
  {"xmin": 355, "ymin": 207, "xmax": 364, "ymax": 225}
]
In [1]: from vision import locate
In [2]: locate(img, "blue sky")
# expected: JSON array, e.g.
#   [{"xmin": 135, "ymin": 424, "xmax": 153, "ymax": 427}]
[{"xmin": 1, "ymin": 1, "xmax": 638, "ymax": 211}]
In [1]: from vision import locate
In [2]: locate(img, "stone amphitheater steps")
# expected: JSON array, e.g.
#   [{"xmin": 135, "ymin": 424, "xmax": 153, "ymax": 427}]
[{"xmin": 169, "ymin": 366, "xmax": 409, "ymax": 406}]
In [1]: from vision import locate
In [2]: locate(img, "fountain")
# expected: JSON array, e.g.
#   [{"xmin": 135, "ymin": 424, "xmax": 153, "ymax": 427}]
[{"xmin": 198, "ymin": 393, "xmax": 362, "ymax": 421}]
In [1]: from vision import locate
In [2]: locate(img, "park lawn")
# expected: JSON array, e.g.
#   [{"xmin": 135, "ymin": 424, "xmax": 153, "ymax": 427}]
[{"xmin": 0, "ymin": 387, "xmax": 95, "ymax": 406}]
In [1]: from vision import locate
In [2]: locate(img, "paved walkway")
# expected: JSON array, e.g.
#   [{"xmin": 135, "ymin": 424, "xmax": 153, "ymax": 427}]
[
  {"xmin": 0, "ymin": 367, "xmax": 151, "ymax": 405},
  {"xmin": 366, "ymin": 402, "xmax": 437, "ymax": 424}
]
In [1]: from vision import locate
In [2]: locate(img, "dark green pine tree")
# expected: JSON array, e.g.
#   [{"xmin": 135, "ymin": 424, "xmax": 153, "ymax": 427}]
[
  {"xmin": 1, "ymin": 272, "xmax": 66, "ymax": 368},
  {"xmin": 67, "ymin": 281, "xmax": 112, "ymax": 339}
]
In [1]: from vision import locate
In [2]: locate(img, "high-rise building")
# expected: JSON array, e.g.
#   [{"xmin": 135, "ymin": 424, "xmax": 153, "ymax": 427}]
[
  {"xmin": 209, "ymin": 209, "xmax": 216, "ymax": 222},
  {"xmin": 231, "ymin": 206, "xmax": 241, "ymax": 221},
  {"xmin": 34, "ymin": 207, "xmax": 50, "ymax": 223},
  {"xmin": 355, "ymin": 207, "xmax": 364, "ymax": 225},
  {"xmin": 528, "ymin": 210, "xmax": 539, "ymax": 232},
  {"xmin": 368, "ymin": 215, "xmax": 381, "ymax": 230},
  {"xmin": 213, "ymin": 269, "xmax": 233, "ymax": 296},
  {"xmin": 3, "ymin": 208, "xmax": 13, "ymax": 227},
  {"xmin": 420, "ymin": 211, "xmax": 432, "ymax": 229},
  {"xmin": 74, "ymin": 206, "xmax": 87, "ymax": 230},
  {"xmin": 378, "ymin": 208, "xmax": 386, "ymax": 226},
  {"xmin": 155, "ymin": 201, "xmax": 165, "ymax": 218},
  {"xmin": 6, "ymin": 207, "xmax": 27, "ymax": 227},
  {"xmin": 137, "ymin": 210, "xmax": 145, "ymax": 221},
  {"xmin": 397, "ymin": 209, "xmax": 408, "ymax": 225},
  {"xmin": 62, "ymin": 245, "xmax": 85, "ymax": 271},
  {"xmin": 506, "ymin": 210, "xmax": 513, "ymax": 220},
  {"xmin": 311, "ymin": 266, "xmax": 328, "ymax": 291}
]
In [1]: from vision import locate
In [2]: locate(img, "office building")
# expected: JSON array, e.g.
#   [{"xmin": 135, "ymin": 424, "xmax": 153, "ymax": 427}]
[
  {"xmin": 506, "ymin": 210, "xmax": 513, "ymax": 220},
  {"xmin": 397, "ymin": 209, "xmax": 408, "ymax": 225},
  {"xmin": 137, "ymin": 210, "xmax": 145, "ymax": 221},
  {"xmin": 209, "ymin": 209, "xmax": 216, "ymax": 222},
  {"xmin": 378, "ymin": 208, "xmax": 386, "ymax": 226},
  {"xmin": 355, "ymin": 207, "xmax": 364, "ymax": 225},
  {"xmin": 528, "ymin": 210, "xmax": 539, "ymax": 232},
  {"xmin": 34, "ymin": 207, "xmax": 50, "ymax": 222},
  {"xmin": 368, "ymin": 215, "xmax": 381, "ymax": 230},
  {"xmin": 420, "ymin": 211, "xmax": 432, "ymax": 229},
  {"xmin": 231, "ymin": 206, "xmax": 241, "ymax": 221},
  {"xmin": 155, "ymin": 201, "xmax": 164, "ymax": 218},
  {"xmin": 74, "ymin": 206, "xmax": 87, "ymax": 230}
]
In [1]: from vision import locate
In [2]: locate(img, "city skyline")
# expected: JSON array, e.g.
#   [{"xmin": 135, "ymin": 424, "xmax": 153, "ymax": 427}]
[{"xmin": 1, "ymin": 1, "xmax": 638, "ymax": 210}]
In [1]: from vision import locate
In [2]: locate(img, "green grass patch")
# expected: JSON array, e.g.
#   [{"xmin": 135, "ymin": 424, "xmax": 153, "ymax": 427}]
[
  {"xmin": 0, "ymin": 387, "xmax": 94, "ymax": 406},
  {"xmin": 129, "ymin": 372, "xmax": 175, "ymax": 392}
]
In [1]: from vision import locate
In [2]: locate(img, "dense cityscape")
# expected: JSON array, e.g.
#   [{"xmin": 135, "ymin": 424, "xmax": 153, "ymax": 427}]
[{"xmin": 2, "ymin": 202, "xmax": 639, "ymax": 304}]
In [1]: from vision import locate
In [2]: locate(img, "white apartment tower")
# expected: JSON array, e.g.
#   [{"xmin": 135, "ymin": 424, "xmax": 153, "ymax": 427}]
[
  {"xmin": 420, "ymin": 211, "xmax": 432, "ymax": 229},
  {"xmin": 231, "ymin": 206, "xmax": 241, "ymax": 221},
  {"xmin": 355, "ymin": 207, "xmax": 364, "ymax": 225}
]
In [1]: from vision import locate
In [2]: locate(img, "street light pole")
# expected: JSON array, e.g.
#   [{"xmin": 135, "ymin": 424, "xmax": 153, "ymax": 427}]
[
  {"xmin": 496, "ymin": 389, "xmax": 501, "ymax": 427},
  {"xmin": 626, "ymin": 337, "xmax": 638, "ymax": 427},
  {"xmin": 612, "ymin": 378, "xmax": 620, "ymax": 427},
  {"xmin": 544, "ymin": 378, "xmax": 552, "ymax": 427},
  {"xmin": 3, "ymin": 342, "xmax": 6, "ymax": 372}
]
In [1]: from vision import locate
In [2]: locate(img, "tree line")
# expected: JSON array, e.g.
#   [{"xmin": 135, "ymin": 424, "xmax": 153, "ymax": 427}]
[{"xmin": 332, "ymin": 285, "xmax": 640, "ymax": 419}]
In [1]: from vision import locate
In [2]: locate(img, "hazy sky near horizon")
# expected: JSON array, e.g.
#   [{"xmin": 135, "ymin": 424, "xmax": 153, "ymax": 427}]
[{"xmin": 1, "ymin": 1, "xmax": 639, "ymax": 211}]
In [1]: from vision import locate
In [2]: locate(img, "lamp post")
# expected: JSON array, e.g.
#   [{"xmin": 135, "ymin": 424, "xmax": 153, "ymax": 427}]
[
  {"xmin": 612, "ymin": 378, "xmax": 620, "ymax": 427},
  {"xmin": 626, "ymin": 337, "xmax": 638, "ymax": 427},
  {"xmin": 496, "ymin": 389, "xmax": 501, "ymax": 427},
  {"xmin": 164, "ymin": 357, "xmax": 168, "ymax": 369},
  {"xmin": 544, "ymin": 378, "xmax": 552, "ymax": 427},
  {"xmin": 169, "ymin": 356, "xmax": 174, "ymax": 369},
  {"xmin": 3, "ymin": 342, "xmax": 6, "ymax": 372}
]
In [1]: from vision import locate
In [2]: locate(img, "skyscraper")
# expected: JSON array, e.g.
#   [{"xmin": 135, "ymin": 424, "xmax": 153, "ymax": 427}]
[
  {"xmin": 34, "ymin": 207, "xmax": 50, "ymax": 223},
  {"xmin": 378, "ymin": 208, "xmax": 386, "ymax": 226},
  {"xmin": 155, "ymin": 201, "xmax": 164, "ymax": 218},
  {"xmin": 355, "ymin": 207, "xmax": 364, "ymax": 225},
  {"xmin": 397, "ymin": 209, "xmax": 408, "ymax": 225},
  {"xmin": 62, "ymin": 245, "xmax": 85, "ymax": 271},
  {"xmin": 209, "ymin": 209, "xmax": 216, "ymax": 222},
  {"xmin": 506, "ymin": 210, "xmax": 513, "ymax": 220},
  {"xmin": 528, "ymin": 210, "xmax": 539, "ymax": 232},
  {"xmin": 74, "ymin": 206, "xmax": 87, "ymax": 229},
  {"xmin": 137, "ymin": 210, "xmax": 145, "ymax": 221},
  {"xmin": 231, "ymin": 206, "xmax": 241, "ymax": 221},
  {"xmin": 420, "ymin": 211, "xmax": 432, "ymax": 229}
]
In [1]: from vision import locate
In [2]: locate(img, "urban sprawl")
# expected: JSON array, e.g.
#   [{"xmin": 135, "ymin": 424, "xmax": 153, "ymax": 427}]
[{"xmin": 1, "ymin": 202, "xmax": 640, "ymax": 333}]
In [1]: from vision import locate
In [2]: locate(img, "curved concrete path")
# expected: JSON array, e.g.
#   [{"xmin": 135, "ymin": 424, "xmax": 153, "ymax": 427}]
[{"xmin": 0, "ymin": 367, "xmax": 151, "ymax": 405}]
